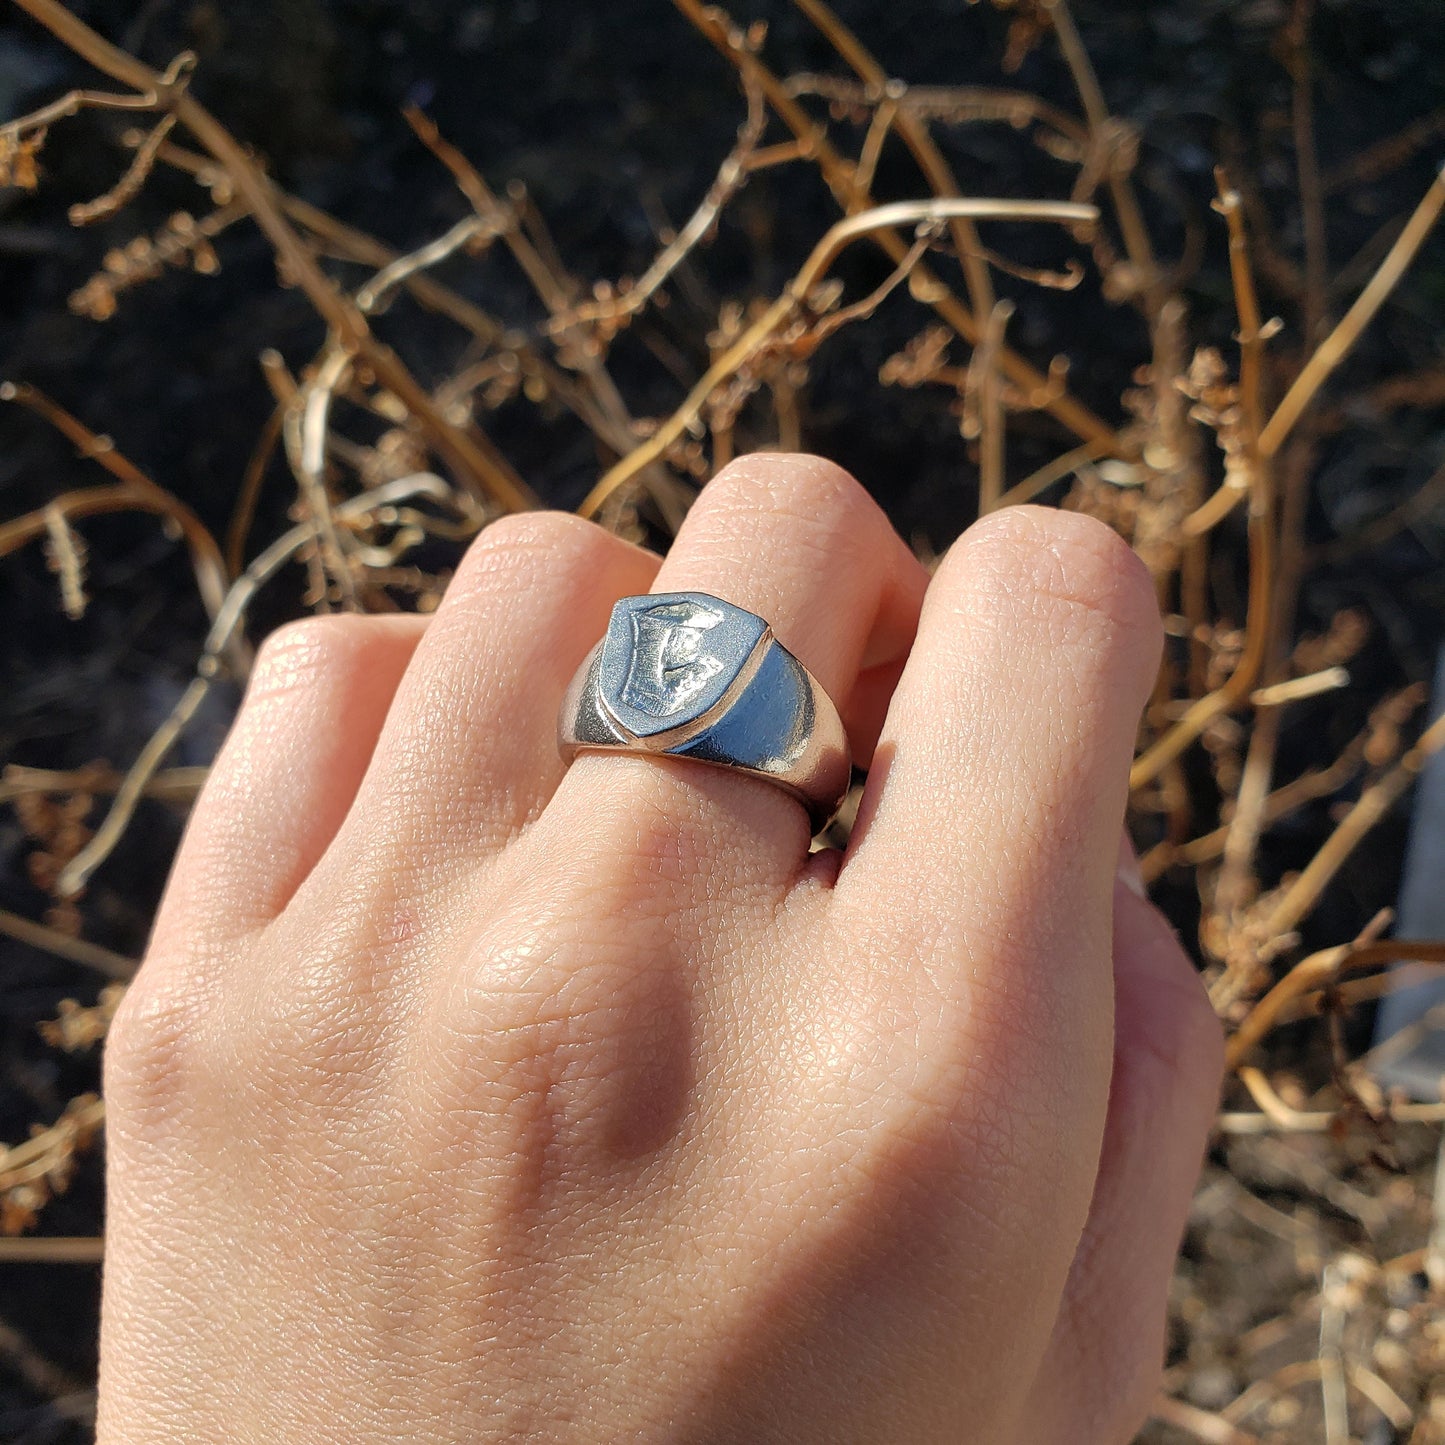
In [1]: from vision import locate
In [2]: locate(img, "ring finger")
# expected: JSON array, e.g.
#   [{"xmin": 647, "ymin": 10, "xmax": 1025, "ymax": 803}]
[{"xmin": 545, "ymin": 452, "xmax": 928, "ymax": 887}]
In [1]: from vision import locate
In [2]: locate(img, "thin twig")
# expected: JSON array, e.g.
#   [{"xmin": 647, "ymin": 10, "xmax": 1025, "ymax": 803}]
[
  {"xmin": 1318, "ymin": 1255, "xmax": 1349, "ymax": 1445},
  {"xmin": 973, "ymin": 300, "xmax": 1014, "ymax": 513},
  {"xmin": 1219, "ymin": 1099, "xmax": 1445, "ymax": 1134},
  {"xmin": 0, "ymin": 1235, "xmax": 104, "ymax": 1263},
  {"xmin": 1150, "ymin": 1395, "xmax": 1263, "ymax": 1445},
  {"xmin": 0, "ymin": 382, "xmax": 229, "ymax": 613},
  {"xmin": 672, "ymin": 0, "xmax": 1123, "ymax": 456},
  {"xmin": 1256, "ymin": 709, "xmax": 1445, "ymax": 944},
  {"xmin": 54, "ymin": 476, "xmax": 455, "ymax": 898},
  {"xmin": 995, "ymin": 439, "xmax": 1109, "ymax": 509},
  {"xmin": 578, "ymin": 197, "xmax": 1097, "ymax": 518},
  {"xmin": 1130, "ymin": 183, "xmax": 1277, "ymax": 791},
  {"xmin": 1260, "ymin": 164, "xmax": 1445, "ymax": 459},
  {"xmin": 1042, "ymin": 0, "xmax": 1167, "ymax": 320},
  {"xmin": 791, "ymin": 0, "xmax": 997, "ymax": 334},
  {"xmin": 1286, "ymin": 0, "xmax": 1329, "ymax": 344},
  {"xmin": 1226, "ymin": 938, "xmax": 1445, "ymax": 1070},
  {"xmin": 285, "ymin": 344, "xmax": 362, "ymax": 611},
  {"xmin": 0, "ymin": 765, "xmax": 206, "ymax": 805},
  {"xmin": 0, "ymin": 907, "xmax": 136, "ymax": 979},
  {"xmin": 8, "ymin": 0, "xmax": 535, "ymax": 510}
]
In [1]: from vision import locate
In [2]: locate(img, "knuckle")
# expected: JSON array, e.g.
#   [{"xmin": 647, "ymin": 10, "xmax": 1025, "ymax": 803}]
[
  {"xmin": 942, "ymin": 504, "xmax": 1161, "ymax": 650},
  {"xmin": 419, "ymin": 856, "xmax": 692, "ymax": 1163},
  {"xmin": 698, "ymin": 452, "xmax": 879, "ymax": 552},
  {"xmin": 243, "ymin": 952, "xmax": 390, "ymax": 1107},
  {"xmin": 248, "ymin": 615, "xmax": 375, "ymax": 702},
  {"xmin": 450, "ymin": 510, "xmax": 619, "ymax": 601},
  {"xmin": 104, "ymin": 963, "xmax": 221, "ymax": 1120}
]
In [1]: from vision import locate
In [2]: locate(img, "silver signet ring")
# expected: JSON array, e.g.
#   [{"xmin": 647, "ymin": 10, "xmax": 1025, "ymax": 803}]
[{"xmin": 557, "ymin": 592, "xmax": 852, "ymax": 832}]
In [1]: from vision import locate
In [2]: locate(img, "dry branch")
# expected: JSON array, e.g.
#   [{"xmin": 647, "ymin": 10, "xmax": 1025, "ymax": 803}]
[
  {"xmin": 8, "ymin": 0, "xmax": 536, "ymax": 512},
  {"xmin": 579, "ymin": 196, "xmax": 1097, "ymax": 516}
]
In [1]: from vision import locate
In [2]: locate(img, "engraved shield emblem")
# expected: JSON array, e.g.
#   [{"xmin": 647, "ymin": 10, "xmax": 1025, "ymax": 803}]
[{"xmin": 598, "ymin": 592, "xmax": 768, "ymax": 739}]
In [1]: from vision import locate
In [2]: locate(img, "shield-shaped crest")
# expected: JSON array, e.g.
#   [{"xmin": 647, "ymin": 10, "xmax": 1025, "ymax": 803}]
[{"xmin": 598, "ymin": 592, "xmax": 768, "ymax": 738}]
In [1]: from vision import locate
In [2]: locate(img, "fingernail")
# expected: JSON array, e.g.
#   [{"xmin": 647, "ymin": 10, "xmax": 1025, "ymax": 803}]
[{"xmin": 1116, "ymin": 828, "xmax": 1147, "ymax": 900}]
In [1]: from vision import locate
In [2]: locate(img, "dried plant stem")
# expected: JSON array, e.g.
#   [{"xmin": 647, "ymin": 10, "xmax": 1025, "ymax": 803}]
[
  {"xmin": 578, "ymin": 197, "xmax": 1096, "ymax": 518},
  {"xmin": 152, "ymin": 140, "xmax": 610, "ymax": 442},
  {"xmin": 0, "ymin": 1236, "xmax": 104, "ymax": 1263},
  {"xmin": 1319, "ymin": 964, "xmax": 1445, "ymax": 1019},
  {"xmin": 278, "ymin": 192, "xmax": 626, "ymax": 456},
  {"xmin": 1184, "ymin": 178, "xmax": 1268, "ymax": 539},
  {"xmin": 0, "ymin": 907, "xmax": 136, "ymax": 979},
  {"xmin": 1131, "ymin": 185, "xmax": 1276, "ymax": 791},
  {"xmin": 1042, "ymin": 0, "xmax": 1165, "ymax": 319},
  {"xmin": 784, "ymin": 75, "xmax": 1087, "ymax": 150},
  {"xmin": 1, "ymin": 85, "xmax": 150, "ymax": 132},
  {"xmin": 0, "ymin": 382, "xmax": 228, "ymax": 612},
  {"xmin": 1226, "ymin": 938, "xmax": 1445, "ymax": 1070},
  {"xmin": 1260, "ymin": 163, "xmax": 1445, "ymax": 457},
  {"xmin": 1249, "ymin": 667, "xmax": 1349, "ymax": 707},
  {"xmin": 995, "ymin": 439, "xmax": 1109, "ymax": 509},
  {"xmin": 791, "ymin": 0, "xmax": 997, "ymax": 332},
  {"xmin": 1150, "ymin": 1395, "xmax": 1263, "ymax": 1445},
  {"xmin": 8, "ymin": 0, "xmax": 534, "ymax": 511},
  {"xmin": 1130, "ymin": 487, "xmax": 1273, "ymax": 788},
  {"xmin": 564, "ymin": 74, "xmax": 771, "ymax": 333},
  {"xmin": 1157, "ymin": 746, "xmax": 1365, "ymax": 874},
  {"xmin": 973, "ymin": 300, "xmax": 1015, "ymax": 512},
  {"xmin": 1255, "ymin": 709, "xmax": 1445, "ymax": 945},
  {"xmin": 406, "ymin": 117, "xmax": 605, "ymax": 377},
  {"xmin": 225, "ymin": 402, "xmax": 284, "ymax": 574},
  {"xmin": 1182, "ymin": 164, "xmax": 1445, "ymax": 544},
  {"xmin": 1226, "ymin": 1064, "xmax": 1445, "ymax": 1133},
  {"xmin": 1316, "ymin": 453, "xmax": 1445, "ymax": 564},
  {"xmin": 0, "ymin": 765, "xmax": 206, "ymax": 805},
  {"xmin": 0, "ymin": 1094, "xmax": 104, "ymax": 1193},
  {"xmin": 1219, "ymin": 1101, "xmax": 1445, "ymax": 1134},
  {"xmin": 1324, "ymin": 107, "xmax": 1445, "ymax": 194},
  {"xmin": 673, "ymin": 0, "xmax": 1122, "ymax": 456},
  {"xmin": 287, "ymin": 345, "xmax": 363, "ymax": 610},
  {"xmin": 54, "ymin": 476, "xmax": 453, "ymax": 898},
  {"xmin": 0, "ymin": 1312, "xmax": 92, "ymax": 1408},
  {"xmin": 1287, "ymin": 0, "xmax": 1328, "ymax": 343},
  {"xmin": 1318, "ymin": 1255, "xmax": 1349, "ymax": 1445},
  {"xmin": 355, "ymin": 214, "xmax": 495, "ymax": 314},
  {"xmin": 402, "ymin": 108, "xmax": 673, "ymax": 509},
  {"xmin": 69, "ymin": 108, "xmax": 178, "ymax": 225}
]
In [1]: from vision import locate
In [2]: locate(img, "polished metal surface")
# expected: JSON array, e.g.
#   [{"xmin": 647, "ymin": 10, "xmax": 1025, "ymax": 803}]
[{"xmin": 558, "ymin": 592, "xmax": 852, "ymax": 832}]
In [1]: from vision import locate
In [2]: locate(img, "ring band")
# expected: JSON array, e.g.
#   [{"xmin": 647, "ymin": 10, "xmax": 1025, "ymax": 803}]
[{"xmin": 558, "ymin": 592, "xmax": 852, "ymax": 832}]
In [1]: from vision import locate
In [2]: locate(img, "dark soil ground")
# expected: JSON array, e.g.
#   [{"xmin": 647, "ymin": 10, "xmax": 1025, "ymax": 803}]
[{"xmin": 1, "ymin": 1, "xmax": 1443, "ymax": 1440}]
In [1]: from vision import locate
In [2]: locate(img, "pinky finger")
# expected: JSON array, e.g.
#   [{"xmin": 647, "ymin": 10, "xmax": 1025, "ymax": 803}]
[{"xmin": 1020, "ymin": 860, "xmax": 1224, "ymax": 1444}]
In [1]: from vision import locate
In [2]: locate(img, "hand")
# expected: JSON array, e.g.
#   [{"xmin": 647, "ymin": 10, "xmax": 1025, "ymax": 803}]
[{"xmin": 98, "ymin": 455, "xmax": 1222, "ymax": 1443}]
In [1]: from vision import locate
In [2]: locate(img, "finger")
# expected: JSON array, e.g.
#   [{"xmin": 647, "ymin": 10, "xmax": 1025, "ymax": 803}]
[
  {"xmin": 151, "ymin": 615, "xmax": 426, "ymax": 950},
  {"xmin": 323, "ymin": 513, "xmax": 659, "ymax": 875},
  {"xmin": 826, "ymin": 507, "xmax": 1163, "ymax": 1348},
  {"xmin": 548, "ymin": 452, "xmax": 928, "ymax": 879},
  {"xmin": 842, "ymin": 503, "xmax": 1161, "ymax": 988},
  {"xmin": 1023, "ymin": 852, "xmax": 1223, "ymax": 1444}
]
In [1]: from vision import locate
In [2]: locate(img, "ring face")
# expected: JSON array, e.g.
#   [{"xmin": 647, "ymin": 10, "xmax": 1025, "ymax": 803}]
[
  {"xmin": 598, "ymin": 593, "xmax": 767, "ymax": 739},
  {"xmin": 560, "ymin": 591, "xmax": 852, "ymax": 832}
]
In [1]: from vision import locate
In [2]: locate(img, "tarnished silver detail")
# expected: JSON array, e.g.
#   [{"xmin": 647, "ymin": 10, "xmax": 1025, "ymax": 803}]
[
  {"xmin": 559, "ymin": 591, "xmax": 851, "ymax": 832},
  {"xmin": 619, "ymin": 599, "xmax": 725, "ymax": 719}
]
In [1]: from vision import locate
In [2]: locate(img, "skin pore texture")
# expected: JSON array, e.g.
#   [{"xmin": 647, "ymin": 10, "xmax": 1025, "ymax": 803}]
[{"xmin": 98, "ymin": 454, "xmax": 1223, "ymax": 1443}]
